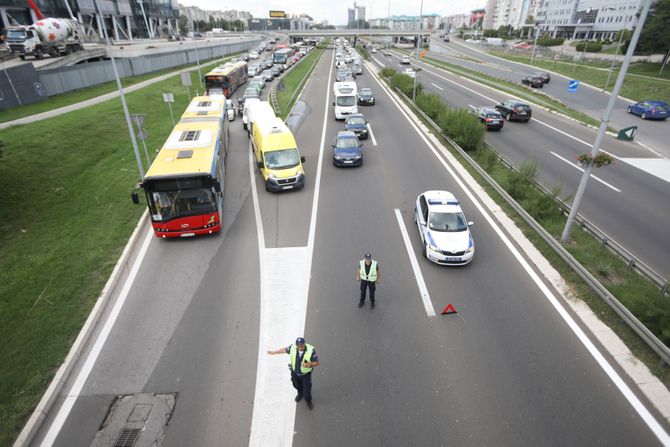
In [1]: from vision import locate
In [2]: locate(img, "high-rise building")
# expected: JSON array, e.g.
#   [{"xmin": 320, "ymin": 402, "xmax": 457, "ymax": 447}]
[
  {"xmin": 356, "ymin": 4, "xmax": 366, "ymax": 23},
  {"xmin": 347, "ymin": 7, "xmax": 355, "ymax": 27}
]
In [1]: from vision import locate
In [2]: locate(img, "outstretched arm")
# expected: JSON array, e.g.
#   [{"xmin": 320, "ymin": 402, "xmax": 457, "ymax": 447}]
[{"xmin": 267, "ymin": 347, "xmax": 288, "ymax": 355}]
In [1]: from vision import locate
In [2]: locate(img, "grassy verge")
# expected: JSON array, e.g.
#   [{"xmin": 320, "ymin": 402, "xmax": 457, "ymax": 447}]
[
  {"xmin": 0, "ymin": 52, "xmax": 243, "ymax": 124},
  {"xmin": 406, "ymin": 51, "xmax": 605, "ymax": 129},
  {"xmin": 488, "ymin": 51, "xmax": 670, "ymax": 101},
  {"xmin": 377, "ymin": 71, "xmax": 670, "ymax": 387},
  {"xmin": 0, "ymin": 67, "xmax": 203, "ymax": 445},
  {"xmin": 276, "ymin": 45, "xmax": 326, "ymax": 120}
]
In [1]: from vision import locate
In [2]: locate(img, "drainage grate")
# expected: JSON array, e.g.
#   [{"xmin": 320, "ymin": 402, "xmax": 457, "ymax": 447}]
[{"xmin": 113, "ymin": 428, "xmax": 141, "ymax": 447}]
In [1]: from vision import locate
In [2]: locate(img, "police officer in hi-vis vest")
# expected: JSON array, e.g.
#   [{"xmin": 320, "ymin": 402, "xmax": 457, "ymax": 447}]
[
  {"xmin": 356, "ymin": 252, "xmax": 380, "ymax": 309},
  {"xmin": 267, "ymin": 337, "xmax": 320, "ymax": 410}
]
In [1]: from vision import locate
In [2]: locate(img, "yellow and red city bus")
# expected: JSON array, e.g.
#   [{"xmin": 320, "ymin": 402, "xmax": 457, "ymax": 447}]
[
  {"xmin": 136, "ymin": 97, "xmax": 230, "ymax": 238},
  {"xmin": 203, "ymin": 61, "xmax": 248, "ymax": 98}
]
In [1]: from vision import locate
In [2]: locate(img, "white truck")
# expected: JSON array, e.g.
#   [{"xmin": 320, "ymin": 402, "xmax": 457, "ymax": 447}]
[
  {"xmin": 5, "ymin": 17, "xmax": 83, "ymax": 60},
  {"xmin": 333, "ymin": 81, "xmax": 358, "ymax": 120}
]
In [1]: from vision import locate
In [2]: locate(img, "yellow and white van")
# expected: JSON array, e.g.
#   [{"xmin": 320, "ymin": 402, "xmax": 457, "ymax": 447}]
[{"xmin": 251, "ymin": 117, "xmax": 306, "ymax": 192}]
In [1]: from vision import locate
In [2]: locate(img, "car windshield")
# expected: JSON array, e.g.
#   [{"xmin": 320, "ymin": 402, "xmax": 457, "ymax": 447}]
[
  {"xmin": 149, "ymin": 188, "xmax": 216, "ymax": 222},
  {"xmin": 264, "ymin": 148, "xmax": 301, "ymax": 169},
  {"xmin": 347, "ymin": 116, "xmax": 366, "ymax": 125},
  {"xmin": 336, "ymin": 137, "xmax": 359, "ymax": 149},
  {"xmin": 515, "ymin": 104, "xmax": 530, "ymax": 110},
  {"xmin": 336, "ymin": 96, "xmax": 356, "ymax": 106},
  {"xmin": 486, "ymin": 113, "xmax": 500, "ymax": 119},
  {"xmin": 360, "ymin": 89, "xmax": 372, "ymax": 96},
  {"xmin": 428, "ymin": 211, "xmax": 468, "ymax": 232}
]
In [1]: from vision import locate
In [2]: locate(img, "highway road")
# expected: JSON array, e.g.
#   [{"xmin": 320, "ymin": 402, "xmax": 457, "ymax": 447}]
[
  {"xmin": 372, "ymin": 49, "xmax": 670, "ymax": 282},
  {"xmin": 30, "ymin": 47, "xmax": 669, "ymax": 446},
  {"xmin": 425, "ymin": 37, "xmax": 670, "ymax": 159}
]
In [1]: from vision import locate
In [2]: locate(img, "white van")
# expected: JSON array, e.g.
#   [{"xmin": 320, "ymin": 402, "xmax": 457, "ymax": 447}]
[
  {"xmin": 245, "ymin": 101, "xmax": 276, "ymax": 135},
  {"xmin": 242, "ymin": 98, "xmax": 261, "ymax": 130},
  {"xmin": 333, "ymin": 81, "xmax": 358, "ymax": 120}
]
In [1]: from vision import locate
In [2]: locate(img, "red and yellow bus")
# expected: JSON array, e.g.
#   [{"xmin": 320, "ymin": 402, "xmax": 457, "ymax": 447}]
[
  {"xmin": 204, "ymin": 61, "xmax": 248, "ymax": 98},
  {"xmin": 134, "ymin": 96, "xmax": 230, "ymax": 238}
]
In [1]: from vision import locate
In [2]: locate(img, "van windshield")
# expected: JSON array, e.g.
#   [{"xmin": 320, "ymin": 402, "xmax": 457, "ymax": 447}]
[
  {"xmin": 265, "ymin": 148, "xmax": 301, "ymax": 169},
  {"xmin": 336, "ymin": 96, "xmax": 356, "ymax": 107}
]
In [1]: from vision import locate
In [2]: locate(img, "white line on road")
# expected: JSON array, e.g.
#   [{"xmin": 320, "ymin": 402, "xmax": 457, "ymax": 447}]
[
  {"xmin": 371, "ymin": 67, "xmax": 669, "ymax": 445},
  {"xmin": 40, "ymin": 228, "xmax": 154, "ymax": 446},
  {"xmin": 550, "ymin": 151, "xmax": 622, "ymax": 192},
  {"xmin": 367, "ymin": 123, "xmax": 378, "ymax": 146},
  {"xmin": 430, "ymin": 82, "xmax": 444, "ymax": 91},
  {"xmin": 393, "ymin": 209, "xmax": 435, "ymax": 317}
]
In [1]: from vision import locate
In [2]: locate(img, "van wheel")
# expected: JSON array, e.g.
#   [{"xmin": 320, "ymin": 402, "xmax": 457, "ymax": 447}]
[{"xmin": 422, "ymin": 244, "xmax": 427, "ymax": 258}]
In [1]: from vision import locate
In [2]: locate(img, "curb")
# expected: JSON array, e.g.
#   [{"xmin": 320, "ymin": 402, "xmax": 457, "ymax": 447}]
[{"xmin": 13, "ymin": 210, "xmax": 150, "ymax": 447}]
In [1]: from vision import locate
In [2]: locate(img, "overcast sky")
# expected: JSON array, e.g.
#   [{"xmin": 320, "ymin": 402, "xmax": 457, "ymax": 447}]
[{"xmin": 178, "ymin": 1, "xmax": 486, "ymax": 25}]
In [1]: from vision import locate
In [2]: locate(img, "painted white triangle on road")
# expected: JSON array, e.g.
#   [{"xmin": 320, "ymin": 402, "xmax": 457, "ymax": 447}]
[{"xmin": 620, "ymin": 158, "xmax": 670, "ymax": 184}]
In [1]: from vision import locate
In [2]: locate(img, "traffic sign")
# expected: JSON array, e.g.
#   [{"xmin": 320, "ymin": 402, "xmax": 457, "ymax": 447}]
[
  {"xmin": 617, "ymin": 125, "xmax": 637, "ymax": 141},
  {"xmin": 180, "ymin": 72, "xmax": 192, "ymax": 87},
  {"xmin": 553, "ymin": 54, "xmax": 560, "ymax": 61},
  {"xmin": 568, "ymin": 79, "xmax": 580, "ymax": 93},
  {"xmin": 136, "ymin": 129, "xmax": 148, "ymax": 141},
  {"xmin": 163, "ymin": 93, "xmax": 174, "ymax": 103}
]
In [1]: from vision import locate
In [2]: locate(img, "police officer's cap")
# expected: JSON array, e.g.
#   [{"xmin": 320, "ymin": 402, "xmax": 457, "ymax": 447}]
[
  {"xmin": 364, "ymin": 252, "xmax": 372, "ymax": 259},
  {"xmin": 296, "ymin": 337, "xmax": 305, "ymax": 345}
]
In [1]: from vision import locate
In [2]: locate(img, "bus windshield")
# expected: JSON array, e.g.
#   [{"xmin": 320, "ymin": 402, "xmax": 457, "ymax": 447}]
[
  {"xmin": 274, "ymin": 54, "xmax": 287, "ymax": 64},
  {"xmin": 146, "ymin": 178, "xmax": 216, "ymax": 221},
  {"xmin": 205, "ymin": 75, "xmax": 229, "ymax": 92},
  {"xmin": 264, "ymin": 148, "xmax": 300, "ymax": 169}
]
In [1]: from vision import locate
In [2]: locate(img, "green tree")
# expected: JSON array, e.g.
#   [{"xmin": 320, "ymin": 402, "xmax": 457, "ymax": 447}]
[
  {"xmin": 634, "ymin": 0, "xmax": 670, "ymax": 66},
  {"xmin": 178, "ymin": 15, "xmax": 189, "ymax": 35}
]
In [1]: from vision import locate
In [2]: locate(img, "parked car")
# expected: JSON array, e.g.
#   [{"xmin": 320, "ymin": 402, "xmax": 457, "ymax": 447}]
[
  {"xmin": 332, "ymin": 131, "xmax": 363, "ymax": 167},
  {"xmin": 344, "ymin": 114, "xmax": 369, "ymax": 139},
  {"xmin": 495, "ymin": 100, "xmax": 532, "ymax": 122},
  {"xmin": 626, "ymin": 100, "xmax": 670, "ymax": 120},
  {"xmin": 521, "ymin": 75, "xmax": 544, "ymax": 88},
  {"xmin": 357, "ymin": 88, "xmax": 375, "ymax": 106},
  {"xmin": 533, "ymin": 72, "xmax": 551, "ymax": 84},
  {"xmin": 512, "ymin": 41, "xmax": 531, "ymax": 49},
  {"xmin": 404, "ymin": 68, "xmax": 416, "ymax": 79},
  {"xmin": 414, "ymin": 190, "xmax": 475, "ymax": 265},
  {"xmin": 471, "ymin": 107, "xmax": 504, "ymax": 130},
  {"xmin": 401, "ymin": 55, "xmax": 411, "ymax": 64}
]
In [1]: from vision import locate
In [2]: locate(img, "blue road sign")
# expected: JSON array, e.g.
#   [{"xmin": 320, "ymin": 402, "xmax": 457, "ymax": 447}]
[{"xmin": 568, "ymin": 79, "xmax": 580, "ymax": 93}]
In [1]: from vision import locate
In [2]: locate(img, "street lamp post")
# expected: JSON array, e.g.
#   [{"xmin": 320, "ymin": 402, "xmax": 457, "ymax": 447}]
[
  {"xmin": 604, "ymin": 25, "xmax": 627, "ymax": 91},
  {"xmin": 561, "ymin": 0, "xmax": 652, "ymax": 243},
  {"xmin": 529, "ymin": 23, "xmax": 540, "ymax": 65},
  {"xmin": 92, "ymin": 0, "xmax": 145, "ymax": 179},
  {"xmin": 412, "ymin": 0, "xmax": 424, "ymax": 101}
]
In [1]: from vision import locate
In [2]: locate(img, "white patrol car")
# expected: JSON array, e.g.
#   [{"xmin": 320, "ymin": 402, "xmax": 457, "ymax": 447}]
[{"xmin": 414, "ymin": 190, "xmax": 474, "ymax": 265}]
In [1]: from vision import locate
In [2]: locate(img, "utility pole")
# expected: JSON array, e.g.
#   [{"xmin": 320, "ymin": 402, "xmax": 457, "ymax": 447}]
[
  {"xmin": 604, "ymin": 22, "xmax": 629, "ymax": 91},
  {"xmin": 93, "ymin": 0, "xmax": 145, "ymax": 179},
  {"xmin": 561, "ymin": 0, "xmax": 652, "ymax": 243},
  {"xmin": 412, "ymin": 0, "xmax": 424, "ymax": 101}
]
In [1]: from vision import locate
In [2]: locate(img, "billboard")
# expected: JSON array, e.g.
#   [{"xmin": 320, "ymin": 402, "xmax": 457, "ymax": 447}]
[{"xmin": 269, "ymin": 10, "xmax": 286, "ymax": 18}]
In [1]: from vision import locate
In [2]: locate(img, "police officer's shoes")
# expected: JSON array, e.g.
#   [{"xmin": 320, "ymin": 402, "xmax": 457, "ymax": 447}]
[
  {"xmin": 358, "ymin": 301, "xmax": 364, "ymax": 308},
  {"xmin": 306, "ymin": 400, "xmax": 314, "ymax": 410},
  {"xmin": 371, "ymin": 301, "xmax": 375, "ymax": 309},
  {"xmin": 295, "ymin": 394, "xmax": 303, "ymax": 402}
]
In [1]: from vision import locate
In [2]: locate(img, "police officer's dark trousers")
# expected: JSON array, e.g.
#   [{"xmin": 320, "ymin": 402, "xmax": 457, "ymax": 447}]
[
  {"xmin": 359, "ymin": 280, "xmax": 376, "ymax": 304},
  {"xmin": 291, "ymin": 370, "xmax": 312, "ymax": 402}
]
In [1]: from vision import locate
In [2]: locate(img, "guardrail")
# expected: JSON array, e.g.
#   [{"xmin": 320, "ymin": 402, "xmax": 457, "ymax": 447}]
[{"xmin": 371, "ymin": 63, "xmax": 670, "ymax": 364}]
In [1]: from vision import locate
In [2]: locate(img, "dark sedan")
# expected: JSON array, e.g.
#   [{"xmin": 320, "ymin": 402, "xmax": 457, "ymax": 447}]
[
  {"xmin": 332, "ymin": 131, "xmax": 363, "ymax": 167},
  {"xmin": 522, "ymin": 75, "xmax": 544, "ymax": 88},
  {"xmin": 358, "ymin": 88, "xmax": 375, "ymax": 105},
  {"xmin": 471, "ymin": 107, "xmax": 504, "ymax": 130},
  {"xmin": 533, "ymin": 72, "xmax": 551, "ymax": 83},
  {"xmin": 344, "ymin": 114, "xmax": 369, "ymax": 139},
  {"xmin": 495, "ymin": 100, "xmax": 532, "ymax": 122},
  {"xmin": 627, "ymin": 100, "xmax": 670, "ymax": 120}
]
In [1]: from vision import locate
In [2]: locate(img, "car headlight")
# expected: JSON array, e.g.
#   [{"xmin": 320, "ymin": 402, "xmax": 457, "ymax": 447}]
[
  {"xmin": 267, "ymin": 173, "xmax": 277, "ymax": 180},
  {"xmin": 428, "ymin": 243, "xmax": 440, "ymax": 252},
  {"xmin": 355, "ymin": 155, "xmax": 362, "ymax": 159}
]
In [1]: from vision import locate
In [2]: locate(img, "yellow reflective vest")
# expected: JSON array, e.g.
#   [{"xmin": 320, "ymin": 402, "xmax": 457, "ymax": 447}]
[
  {"xmin": 359, "ymin": 260, "xmax": 378, "ymax": 282},
  {"xmin": 290, "ymin": 343, "xmax": 315, "ymax": 374}
]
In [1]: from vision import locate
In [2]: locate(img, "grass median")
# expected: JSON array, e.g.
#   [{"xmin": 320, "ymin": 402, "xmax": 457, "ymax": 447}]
[
  {"xmin": 0, "ymin": 67, "xmax": 204, "ymax": 445},
  {"xmin": 275, "ymin": 45, "xmax": 326, "ymax": 120}
]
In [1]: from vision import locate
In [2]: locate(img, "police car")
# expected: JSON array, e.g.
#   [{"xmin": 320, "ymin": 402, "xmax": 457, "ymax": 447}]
[{"xmin": 414, "ymin": 190, "xmax": 474, "ymax": 265}]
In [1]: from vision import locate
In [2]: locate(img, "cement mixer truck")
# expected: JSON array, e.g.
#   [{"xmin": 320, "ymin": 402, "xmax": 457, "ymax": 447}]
[{"xmin": 5, "ymin": 17, "xmax": 83, "ymax": 60}]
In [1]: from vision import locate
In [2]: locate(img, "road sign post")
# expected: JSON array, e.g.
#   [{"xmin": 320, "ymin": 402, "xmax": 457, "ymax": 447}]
[
  {"xmin": 567, "ymin": 79, "xmax": 580, "ymax": 93},
  {"xmin": 181, "ymin": 71, "xmax": 192, "ymax": 100},
  {"xmin": 163, "ymin": 92, "xmax": 175, "ymax": 126}
]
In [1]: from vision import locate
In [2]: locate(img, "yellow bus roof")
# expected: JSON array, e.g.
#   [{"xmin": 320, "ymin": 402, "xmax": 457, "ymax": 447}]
[
  {"xmin": 145, "ymin": 120, "xmax": 220, "ymax": 179},
  {"xmin": 205, "ymin": 61, "xmax": 246, "ymax": 77},
  {"xmin": 180, "ymin": 95, "xmax": 225, "ymax": 122},
  {"xmin": 253, "ymin": 117, "xmax": 297, "ymax": 153}
]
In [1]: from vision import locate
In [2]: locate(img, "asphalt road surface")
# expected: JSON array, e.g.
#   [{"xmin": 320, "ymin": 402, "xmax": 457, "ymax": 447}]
[{"xmin": 31, "ymin": 47, "xmax": 669, "ymax": 447}]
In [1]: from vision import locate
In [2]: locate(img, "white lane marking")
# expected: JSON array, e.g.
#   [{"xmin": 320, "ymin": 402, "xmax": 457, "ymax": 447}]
[
  {"xmin": 367, "ymin": 63, "xmax": 670, "ymax": 446},
  {"xmin": 620, "ymin": 157, "xmax": 670, "ymax": 184},
  {"xmin": 430, "ymin": 82, "xmax": 444, "ymax": 91},
  {"xmin": 550, "ymin": 151, "xmax": 622, "ymax": 192},
  {"xmin": 248, "ymin": 48, "xmax": 335, "ymax": 447},
  {"xmin": 531, "ymin": 117, "xmax": 622, "ymax": 161},
  {"xmin": 394, "ymin": 209, "xmax": 435, "ymax": 317},
  {"xmin": 40, "ymin": 228, "xmax": 154, "ymax": 446},
  {"xmin": 367, "ymin": 123, "xmax": 378, "ymax": 146}
]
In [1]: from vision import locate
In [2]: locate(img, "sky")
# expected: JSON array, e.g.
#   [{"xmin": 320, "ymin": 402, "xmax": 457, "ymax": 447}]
[{"xmin": 177, "ymin": 0, "xmax": 486, "ymax": 25}]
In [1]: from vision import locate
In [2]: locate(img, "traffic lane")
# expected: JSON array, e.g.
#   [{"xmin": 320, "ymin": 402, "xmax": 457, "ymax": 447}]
[
  {"xmin": 417, "ymin": 75, "xmax": 670, "ymax": 274},
  {"xmin": 146, "ymin": 192, "xmax": 260, "ymax": 447},
  {"xmin": 433, "ymin": 39, "xmax": 670, "ymax": 158},
  {"xmin": 352, "ymin": 83, "xmax": 664, "ymax": 442},
  {"xmin": 251, "ymin": 48, "xmax": 332, "ymax": 248},
  {"xmin": 297, "ymin": 69, "xmax": 661, "ymax": 445},
  {"xmin": 39, "ymin": 106, "xmax": 259, "ymax": 445}
]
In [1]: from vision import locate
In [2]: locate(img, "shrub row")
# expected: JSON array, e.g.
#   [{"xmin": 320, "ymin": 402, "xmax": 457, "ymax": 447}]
[
  {"xmin": 536, "ymin": 37, "xmax": 565, "ymax": 46},
  {"xmin": 575, "ymin": 41, "xmax": 603, "ymax": 52}
]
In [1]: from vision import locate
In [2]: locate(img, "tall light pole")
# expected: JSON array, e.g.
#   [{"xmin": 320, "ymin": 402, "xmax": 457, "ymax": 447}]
[
  {"xmin": 385, "ymin": 0, "xmax": 390, "ymax": 66},
  {"xmin": 187, "ymin": 8, "xmax": 203, "ymax": 89},
  {"xmin": 561, "ymin": 0, "xmax": 652, "ymax": 243},
  {"xmin": 529, "ymin": 23, "xmax": 540, "ymax": 65},
  {"xmin": 604, "ymin": 19, "xmax": 629, "ymax": 91},
  {"xmin": 92, "ymin": 0, "xmax": 145, "ymax": 179},
  {"xmin": 412, "ymin": 0, "xmax": 424, "ymax": 101}
]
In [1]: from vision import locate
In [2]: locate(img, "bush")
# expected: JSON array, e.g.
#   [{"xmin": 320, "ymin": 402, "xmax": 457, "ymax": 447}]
[
  {"xmin": 536, "ymin": 37, "xmax": 564, "ymax": 46},
  {"xmin": 356, "ymin": 45, "xmax": 370, "ymax": 60},
  {"xmin": 437, "ymin": 108, "xmax": 485, "ymax": 151},
  {"xmin": 379, "ymin": 67, "xmax": 396, "ymax": 78},
  {"xmin": 390, "ymin": 73, "xmax": 422, "ymax": 97},
  {"xmin": 575, "ymin": 41, "xmax": 603, "ymax": 52},
  {"xmin": 415, "ymin": 92, "xmax": 445, "ymax": 121}
]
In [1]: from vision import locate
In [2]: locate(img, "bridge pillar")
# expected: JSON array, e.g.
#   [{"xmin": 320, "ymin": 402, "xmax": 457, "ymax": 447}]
[
  {"xmin": 126, "ymin": 15, "xmax": 133, "ymax": 40},
  {"xmin": 112, "ymin": 15, "xmax": 120, "ymax": 41}
]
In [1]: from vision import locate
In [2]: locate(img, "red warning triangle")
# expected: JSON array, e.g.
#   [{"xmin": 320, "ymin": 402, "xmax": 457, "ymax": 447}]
[{"xmin": 441, "ymin": 304, "xmax": 457, "ymax": 315}]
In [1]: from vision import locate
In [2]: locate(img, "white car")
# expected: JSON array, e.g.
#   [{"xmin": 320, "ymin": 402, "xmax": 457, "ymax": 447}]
[
  {"xmin": 404, "ymin": 68, "xmax": 416, "ymax": 79},
  {"xmin": 249, "ymin": 51, "xmax": 259, "ymax": 60},
  {"xmin": 414, "ymin": 190, "xmax": 474, "ymax": 265},
  {"xmin": 401, "ymin": 55, "xmax": 411, "ymax": 64},
  {"xmin": 371, "ymin": 47, "xmax": 378, "ymax": 53}
]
